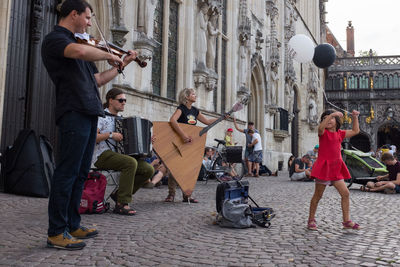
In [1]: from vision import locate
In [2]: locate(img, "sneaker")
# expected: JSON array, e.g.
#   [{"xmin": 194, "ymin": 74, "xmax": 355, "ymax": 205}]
[
  {"xmin": 47, "ymin": 232, "xmax": 86, "ymax": 250},
  {"xmin": 70, "ymin": 226, "xmax": 98, "ymax": 239}
]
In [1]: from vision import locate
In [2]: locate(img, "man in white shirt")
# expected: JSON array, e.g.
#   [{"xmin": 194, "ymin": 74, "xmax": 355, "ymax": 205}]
[{"xmin": 247, "ymin": 129, "xmax": 263, "ymax": 177}]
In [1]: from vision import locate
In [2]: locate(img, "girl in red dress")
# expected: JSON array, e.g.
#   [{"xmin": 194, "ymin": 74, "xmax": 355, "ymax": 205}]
[{"xmin": 307, "ymin": 109, "xmax": 360, "ymax": 231}]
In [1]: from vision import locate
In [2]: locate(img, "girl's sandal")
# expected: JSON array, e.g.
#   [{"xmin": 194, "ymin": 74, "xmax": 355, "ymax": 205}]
[
  {"xmin": 113, "ymin": 203, "xmax": 136, "ymax": 216},
  {"xmin": 342, "ymin": 220, "xmax": 360, "ymax": 230},
  {"xmin": 360, "ymin": 185, "xmax": 370, "ymax": 192},
  {"xmin": 307, "ymin": 219, "xmax": 318, "ymax": 231},
  {"xmin": 164, "ymin": 194, "xmax": 175, "ymax": 202}
]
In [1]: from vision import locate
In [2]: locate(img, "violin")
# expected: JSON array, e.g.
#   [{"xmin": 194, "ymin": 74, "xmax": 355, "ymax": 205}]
[{"xmin": 75, "ymin": 33, "xmax": 147, "ymax": 68}]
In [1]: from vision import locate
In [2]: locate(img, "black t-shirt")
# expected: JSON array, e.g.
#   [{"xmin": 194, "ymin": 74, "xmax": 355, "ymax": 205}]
[
  {"xmin": 177, "ymin": 104, "xmax": 199, "ymax": 125},
  {"xmin": 41, "ymin": 25, "xmax": 104, "ymax": 123},
  {"xmin": 289, "ymin": 158, "xmax": 304, "ymax": 177},
  {"xmin": 386, "ymin": 161, "xmax": 400, "ymax": 181}
]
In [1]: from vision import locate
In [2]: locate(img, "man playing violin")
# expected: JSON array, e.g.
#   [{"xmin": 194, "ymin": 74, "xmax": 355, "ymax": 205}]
[{"xmin": 41, "ymin": 0, "xmax": 137, "ymax": 250}]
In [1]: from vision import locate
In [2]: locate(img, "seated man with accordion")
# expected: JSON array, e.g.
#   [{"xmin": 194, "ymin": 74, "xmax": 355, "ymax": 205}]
[{"xmin": 92, "ymin": 88, "xmax": 154, "ymax": 215}]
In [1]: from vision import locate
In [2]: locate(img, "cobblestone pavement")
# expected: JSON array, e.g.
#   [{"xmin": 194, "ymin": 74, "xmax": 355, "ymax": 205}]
[{"xmin": 1, "ymin": 171, "xmax": 400, "ymax": 266}]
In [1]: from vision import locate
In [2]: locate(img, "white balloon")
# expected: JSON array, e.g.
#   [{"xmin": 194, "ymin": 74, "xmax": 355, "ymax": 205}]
[{"xmin": 288, "ymin": 34, "xmax": 315, "ymax": 63}]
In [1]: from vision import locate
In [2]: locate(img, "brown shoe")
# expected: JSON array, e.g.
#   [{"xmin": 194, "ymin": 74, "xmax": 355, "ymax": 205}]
[
  {"xmin": 47, "ymin": 232, "xmax": 86, "ymax": 250},
  {"xmin": 164, "ymin": 194, "xmax": 175, "ymax": 202},
  {"xmin": 70, "ymin": 226, "xmax": 98, "ymax": 239}
]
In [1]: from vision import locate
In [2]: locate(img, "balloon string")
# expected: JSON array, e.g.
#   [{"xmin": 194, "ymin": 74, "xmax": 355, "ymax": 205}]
[{"xmin": 322, "ymin": 90, "xmax": 350, "ymax": 114}]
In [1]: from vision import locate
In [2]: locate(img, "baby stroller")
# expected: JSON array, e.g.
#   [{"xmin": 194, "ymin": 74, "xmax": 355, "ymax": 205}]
[{"xmin": 342, "ymin": 149, "xmax": 388, "ymax": 188}]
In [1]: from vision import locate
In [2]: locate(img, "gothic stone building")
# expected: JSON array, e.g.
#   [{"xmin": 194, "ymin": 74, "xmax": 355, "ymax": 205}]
[
  {"xmin": 0, "ymin": 0, "xmax": 327, "ymax": 171},
  {"xmin": 326, "ymin": 55, "xmax": 400, "ymax": 153}
]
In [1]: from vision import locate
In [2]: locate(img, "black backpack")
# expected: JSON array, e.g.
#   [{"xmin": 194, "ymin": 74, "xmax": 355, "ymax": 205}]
[{"xmin": 1, "ymin": 129, "xmax": 55, "ymax": 197}]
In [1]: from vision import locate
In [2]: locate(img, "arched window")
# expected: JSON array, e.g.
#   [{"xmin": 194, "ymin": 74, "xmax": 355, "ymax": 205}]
[
  {"xmin": 394, "ymin": 73, "xmax": 400, "ymax": 88},
  {"xmin": 373, "ymin": 75, "xmax": 379, "ymax": 89},
  {"xmin": 360, "ymin": 74, "xmax": 369, "ymax": 89},
  {"xmin": 375, "ymin": 73, "xmax": 384, "ymax": 89},
  {"xmin": 348, "ymin": 75, "xmax": 357, "ymax": 89},
  {"xmin": 383, "ymin": 74, "xmax": 388, "ymax": 89},
  {"xmin": 389, "ymin": 74, "xmax": 394, "ymax": 88}
]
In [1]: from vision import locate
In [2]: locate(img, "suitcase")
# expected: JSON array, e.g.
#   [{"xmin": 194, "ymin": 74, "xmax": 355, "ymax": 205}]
[{"xmin": 216, "ymin": 180, "xmax": 249, "ymax": 212}]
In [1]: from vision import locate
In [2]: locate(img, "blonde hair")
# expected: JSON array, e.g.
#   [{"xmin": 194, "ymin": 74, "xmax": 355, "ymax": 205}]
[{"xmin": 178, "ymin": 88, "xmax": 196, "ymax": 105}]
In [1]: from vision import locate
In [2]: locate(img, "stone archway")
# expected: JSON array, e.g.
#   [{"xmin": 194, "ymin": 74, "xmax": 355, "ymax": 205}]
[
  {"xmin": 249, "ymin": 55, "xmax": 267, "ymax": 137},
  {"xmin": 377, "ymin": 123, "xmax": 400, "ymax": 150},
  {"xmin": 350, "ymin": 132, "xmax": 371, "ymax": 152}
]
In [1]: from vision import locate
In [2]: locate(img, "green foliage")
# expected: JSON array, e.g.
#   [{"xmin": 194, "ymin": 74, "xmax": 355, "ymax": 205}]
[{"xmin": 358, "ymin": 49, "xmax": 378, "ymax": 57}]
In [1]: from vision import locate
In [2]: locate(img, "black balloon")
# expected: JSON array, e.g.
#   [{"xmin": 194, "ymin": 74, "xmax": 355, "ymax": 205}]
[{"xmin": 313, "ymin": 43, "xmax": 336, "ymax": 68}]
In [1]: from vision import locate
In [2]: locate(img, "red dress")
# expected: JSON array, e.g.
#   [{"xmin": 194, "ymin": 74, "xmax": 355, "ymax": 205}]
[{"xmin": 311, "ymin": 129, "xmax": 351, "ymax": 181}]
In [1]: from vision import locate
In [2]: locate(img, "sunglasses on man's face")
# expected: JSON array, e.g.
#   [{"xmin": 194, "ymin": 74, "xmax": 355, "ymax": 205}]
[{"xmin": 115, "ymin": 98, "xmax": 127, "ymax": 103}]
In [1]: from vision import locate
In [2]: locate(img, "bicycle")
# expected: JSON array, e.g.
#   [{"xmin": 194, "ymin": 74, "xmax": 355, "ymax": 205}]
[{"xmin": 203, "ymin": 139, "xmax": 245, "ymax": 183}]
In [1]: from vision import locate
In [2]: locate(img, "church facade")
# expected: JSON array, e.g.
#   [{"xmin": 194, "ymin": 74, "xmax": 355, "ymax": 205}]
[{"xmin": 0, "ymin": 0, "xmax": 327, "ymax": 171}]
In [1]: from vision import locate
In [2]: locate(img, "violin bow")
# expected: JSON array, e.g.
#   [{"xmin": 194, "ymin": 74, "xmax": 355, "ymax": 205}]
[{"xmin": 91, "ymin": 13, "xmax": 126, "ymax": 77}]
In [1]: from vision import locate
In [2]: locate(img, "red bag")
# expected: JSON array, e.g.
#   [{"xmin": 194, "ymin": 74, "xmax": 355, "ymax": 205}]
[{"xmin": 79, "ymin": 171, "xmax": 108, "ymax": 214}]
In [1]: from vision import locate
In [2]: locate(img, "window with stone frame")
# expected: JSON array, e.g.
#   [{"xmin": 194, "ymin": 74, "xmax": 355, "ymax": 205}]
[
  {"xmin": 393, "ymin": 73, "xmax": 400, "ymax": 88},
  {"xmin": 389, "ymin": 73, "xmax": 399, "ymax": 89},
  {"xmin": 359, "ymin": 74, "xmax": 369, "ymax": 89},
  {"xmin": 383, "ymin": 74, "xmax": 388, "ymax": 89},
  {"xmin": 167, "ymin": 0, "xmax": 179, "ymax": 99},
  {"xmin": 151, "ymin": 0, "xmax": 164, "ymax": 96},
  {"xmin": 348, "ymin": 75, "xmax": 357, "ymax": 89},
  {"xmin": 151, "ymin": 0, "xmax": 180, "ymax": 100}
]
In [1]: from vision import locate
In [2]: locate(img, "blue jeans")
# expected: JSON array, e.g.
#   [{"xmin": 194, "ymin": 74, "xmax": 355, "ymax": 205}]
[{"xmin": 48, "ymin": 111, "xmax": 98, "ymax": 237}]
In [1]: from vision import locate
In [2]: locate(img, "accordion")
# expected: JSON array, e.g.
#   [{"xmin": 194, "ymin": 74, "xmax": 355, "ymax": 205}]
[{"xmin": 115, "ymin": 117, "xmax": 153, "ymax": 158}]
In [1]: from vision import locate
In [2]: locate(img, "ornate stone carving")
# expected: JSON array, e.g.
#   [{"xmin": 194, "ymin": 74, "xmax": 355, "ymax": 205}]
[
  {"xmin": 194, "ymin": 0, "xmax": 222, "ymax": 89},
  {"xmin": 308, "ymin": 97, "xmax": 318, "ymax": 128},
  {"xmin": 239, "ymin": 39, "xmax": 250, "ymax": 93},
  {"xmin": 255, "ymin": 29, "xmax": 264, "ymax": 51},
  {"xmin": 308, "ymin": 65, "xmax": 319, "ymax": 94},
  {"xmin": 285, "ymin": 81, "xmax": 295, "ymax": 122},
  {"xmin": 238, "ymin": 0, "xmax": 251, "ymax": 43},
  {"xmin": 195, "ymin": 2, "xmax": 209, "ymax": 71},
  {"xmin": 376, "ymin": 105, "xmax": 399, "ymax": 122},
  {"xmin": 206, "ymin": 11, "xmax": 220, "ymax": 70},
  {"xmin": 32, "ymin": 0, "xmax": 44, "ymax": 44},
  {"xmin": 137, "ymin": 0, "xmax": 157, "ymax": 36},
  {"xmin": 111, "ymin": 0, "xmax": 128, "ymax": 47},
  {"xmin": 133, "ymin": 33, "xmax": 156, "ymax": 62},
  {"xmin": 284, "ymin": 0, "xmax": 298, "ymax": 83},
  {"xmin": 319, "ymin": 0, "xmax": 328, "ymax": 40}
]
